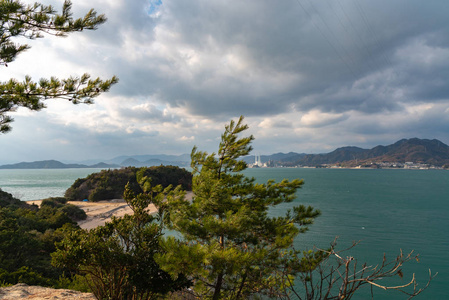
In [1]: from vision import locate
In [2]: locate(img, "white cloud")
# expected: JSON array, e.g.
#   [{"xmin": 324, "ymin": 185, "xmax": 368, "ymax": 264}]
[
  {"xmin": 300, "ymin": 110, "xmax": 348, "ymax": 128},
  {"xmin": 179, "ymin": 136, "xmax": 195, "ymax": 141}
]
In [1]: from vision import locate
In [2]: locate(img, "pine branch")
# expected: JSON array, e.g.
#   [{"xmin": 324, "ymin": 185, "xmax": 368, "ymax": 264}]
[{"xmin": 0, "ymin": 74, "xmax": 118, "ymax": 133}]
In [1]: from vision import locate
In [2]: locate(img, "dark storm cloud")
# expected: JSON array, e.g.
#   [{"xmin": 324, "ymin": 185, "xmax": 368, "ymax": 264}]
[
  {"xmin": 94, "ymin": 0, "xmax": 449, "ymax": 121},
  {"xmin": 85, "ymin": 0, "xmax": 449, "ymax": 154},
  {"xmin": 18, "ymin": 0, "xmax": 449, "ymax": 120}
]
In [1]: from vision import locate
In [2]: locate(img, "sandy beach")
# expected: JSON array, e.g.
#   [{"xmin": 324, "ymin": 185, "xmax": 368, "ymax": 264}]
[
  {"xmin": 28, "ymin": 199, "xmax": 156, "ymax": 230},
  {"xmin": 28, "ymin": 192, "xmax": 193, "ymax": 230}
]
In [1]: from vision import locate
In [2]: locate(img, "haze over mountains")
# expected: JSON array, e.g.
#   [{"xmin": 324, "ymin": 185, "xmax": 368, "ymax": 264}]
[{"xmin": 1, "ymin": 138, "xmax": 449, "ymax": 169}]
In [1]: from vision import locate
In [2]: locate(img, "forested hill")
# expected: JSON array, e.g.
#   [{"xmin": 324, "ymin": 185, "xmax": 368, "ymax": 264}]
[
  {"xmin": 284, "ymin": 138, "xmax": 449, "ymax": 167},
  {"xmin": 65, "ymin": 166, "xmax": 192, "ymax": 202}
]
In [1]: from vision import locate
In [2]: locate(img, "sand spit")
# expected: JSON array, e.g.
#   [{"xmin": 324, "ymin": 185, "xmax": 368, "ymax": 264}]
[
  {"xmin": 72, "ymin": 199, "xmax": 157, "ymax": 230},
  {"xmin": 28, "ymin": 199, "xmax": 155, "ymax": 230},
  {"xmin": 28, "ymin": 192, "xmax": 193, "ymax": 230}
]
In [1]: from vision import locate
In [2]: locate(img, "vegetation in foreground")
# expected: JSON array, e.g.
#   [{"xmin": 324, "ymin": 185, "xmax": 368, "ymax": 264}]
[
  {"xmin": 53, "ymin": 173, "xmax": 191, "ymax": 299},
  {"xmin": 0, "ymin": 190, "xmax": 85, "ymax": 287},
  {"xmin": 51, "ymin": 117, "xmax": 434, "ymax": 299},
  {"xmin": 0, "ymin": 0, "xmax": 437, "ymax": 296},
  {"xmin": 0, "ymin": 165, "xmax": 193, "ymax": 291}
]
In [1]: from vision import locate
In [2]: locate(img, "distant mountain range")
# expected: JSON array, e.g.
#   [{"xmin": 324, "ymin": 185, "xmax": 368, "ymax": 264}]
[
  {"xmin": 249, "ymin": 138, "xmax": 449, "ymax": 167},
  {"xmin": 105, "ymin": 154, "xmax": 191, "ymax": 165},
  {"xmin": 295, "ymin": 138, "xmax": 449, "ymax": 167},
  {"xmin": 0, "ymin": 154, "xmax": 192, "ymax": 170},
  {"xmin": 1, "ymin": 138, "xmax": 448, "ymax": 169},
  {"xmin": 107, "ymin": 154, "xmax": 191, "ymax": 168},
  {"xmin": 0, "ymin": 160, "xmax": 120, "ymax": 170}
]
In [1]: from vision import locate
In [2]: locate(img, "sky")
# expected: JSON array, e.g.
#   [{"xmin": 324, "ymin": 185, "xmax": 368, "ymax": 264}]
[{"xmin": 1, "ymin": 0, "xmax": 449, "ymax": 164}]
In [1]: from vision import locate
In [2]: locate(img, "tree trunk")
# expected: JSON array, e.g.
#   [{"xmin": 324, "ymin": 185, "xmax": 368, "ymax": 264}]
[{"xmin": 212, "ymin": 272, "xmax": 224, "ymax": 300}]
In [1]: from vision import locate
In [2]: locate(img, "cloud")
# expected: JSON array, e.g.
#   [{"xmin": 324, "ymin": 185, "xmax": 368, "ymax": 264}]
[
  {"xmin": 300, "ymin": 110, "xmax": 349, "ymax": 128},
  {"xmin": 2, "ymin": 0, "xmax": 449, "ymax": 163},
  {"xmin": 179, "ymin": 136, "xmax": 195, "ymax": 142},
  {"xmin": 117, "ymin": 102, "xmax": 178, "ymax": 123}
]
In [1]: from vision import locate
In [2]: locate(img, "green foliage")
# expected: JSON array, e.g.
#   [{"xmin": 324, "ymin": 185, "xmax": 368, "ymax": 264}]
[
  {"xmin": 0, "ymin": 280, "xmax": 12, "ymax": 288},
  {"xmin": 0, "ymin": 266, "xmax": 54, "ymax": 287},
  {"xmin": 157, "ymin": 116, "xmax": 321, "ymax": 299},
  {"xmin": 39, "ymin": 198, "xmax": 86, "ymax": 222},
  {"xmin": 0, "ymin": 0, "xmax": 106, "ymax": 63},
  {"xmin": 65, "ymin": 166, "xmax": 192, "ymax": 201},
  {"xmin": 52, "ymin": 178, "xmax": 191, "ymax": 299},
  {"xmin": 0, "ymin": 191, "xmax": 83, "ymax": 287},
  {"xmin": 36, "ymin": 205, "xmax": 73, "ymax": 229},
  {"xmin": 41, "ymin": 197, "xmax": 67, "ymax": 206},
  {"xmin": 38, "ymin": 197, "xmax": 87, "ymax": 222},
  {"xmin": 63, "ymin": 178, "xmax": 88, "ymax": 201},
  {"xmin": 0, "ymin": 188, "xmax": 34, "ymax": 209},
  {"xmin": 0, "ymin": 0, "xmax": 118, "ymax": 133},
  {"xmin": 59, "ymin": 204, "xmax": 87, "ymax": 221},
  {"xmin": 138, "ymin": 165, "xmax": 192, "ymax": 191},
  {"xmin": 55, "ymin": 274, "xmax": 92, "ymax": 293},
  {"xmin": 65, "ymin": 167, "xmax": 137, "ymax": 201}
]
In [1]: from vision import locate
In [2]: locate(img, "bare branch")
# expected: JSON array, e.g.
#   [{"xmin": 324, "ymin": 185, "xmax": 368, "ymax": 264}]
[{"xmin": 288, "ymin": 238, "xmax": 436, "ymax": 299}]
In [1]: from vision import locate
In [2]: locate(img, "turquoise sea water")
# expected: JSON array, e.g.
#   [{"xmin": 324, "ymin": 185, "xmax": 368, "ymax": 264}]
[
  {"xmin": 0, "ymin": 167, "xmax": 448, "ymax": 299},
  {"xmin": 243, "ymin": 168, "xmax": 449, "ymax": 299},
  {"xmin": 0, "ymin": 168, "xmax": 100, "ymax": 201}
]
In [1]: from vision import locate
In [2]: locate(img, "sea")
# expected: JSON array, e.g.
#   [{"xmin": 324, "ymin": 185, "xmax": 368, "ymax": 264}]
[{"xmin": 0, "ymin": 167, "xmax": 448, "ymax": 299}]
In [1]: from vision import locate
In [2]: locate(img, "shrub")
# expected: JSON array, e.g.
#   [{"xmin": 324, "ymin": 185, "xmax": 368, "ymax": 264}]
[{"xmin": 59, "ymin": 204, "xmax": 87, "ymax": 221}]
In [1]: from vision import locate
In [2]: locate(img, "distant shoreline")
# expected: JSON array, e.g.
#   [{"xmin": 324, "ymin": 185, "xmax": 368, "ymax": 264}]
[
  {"xmin": 248, "ymin": 166, "xmax": 448, "ymax": 170},
  {"xmin": 0, "ymin": 159, "xmax": 119, "ymax": 170}
]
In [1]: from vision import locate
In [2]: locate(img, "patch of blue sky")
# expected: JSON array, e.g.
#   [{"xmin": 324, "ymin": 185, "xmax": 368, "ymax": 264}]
[{"xmin": 147, "ymin": 0, "xmax": 162, "ymax": 15}]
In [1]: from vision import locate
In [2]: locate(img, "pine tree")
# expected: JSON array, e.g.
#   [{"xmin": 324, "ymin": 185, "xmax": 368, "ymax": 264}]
[
  {"xmin": 52, "ymin": 175, "xmax": 190, "ymax": 299},
  {"xmin": 0, "ymin": 0, "xmax": 118, "ymax": 133},
  {"xmin": 156, "ymin": 116, "xmax": 321, "ymax": 299}
]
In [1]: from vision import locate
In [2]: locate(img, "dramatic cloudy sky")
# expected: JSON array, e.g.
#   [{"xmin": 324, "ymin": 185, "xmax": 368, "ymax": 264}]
[{"xmin": 2, "ymin": 0, "xmax": 449, "ymax": 164}]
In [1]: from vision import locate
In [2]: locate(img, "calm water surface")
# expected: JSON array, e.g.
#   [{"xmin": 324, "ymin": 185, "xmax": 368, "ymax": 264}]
[
  {"xmin": 244, "ymin": 168, "xmax": 449, "ymax": 299},
  {"xmin": 0, "ymin": 167, "xmax": 447, "ymax": 299},
  {"xmin": 0, "ymin": 168, "xmax": 100, "ymax": 201}
]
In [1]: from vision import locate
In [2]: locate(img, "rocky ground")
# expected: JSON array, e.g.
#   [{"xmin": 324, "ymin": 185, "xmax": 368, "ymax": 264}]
[{"xmin": 0, "ymin": 283, "xmax": 96, "ymax": 299}]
